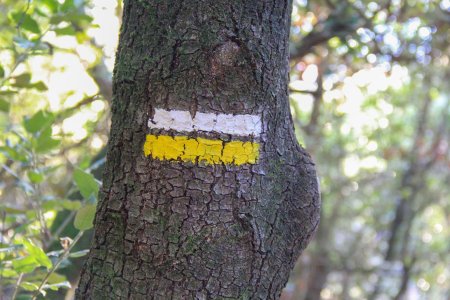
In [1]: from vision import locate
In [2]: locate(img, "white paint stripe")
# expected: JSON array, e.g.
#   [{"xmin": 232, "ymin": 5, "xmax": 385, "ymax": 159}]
[{"xmin": 148, "ymin": 108, "xmax": 262, "ymax": 136}]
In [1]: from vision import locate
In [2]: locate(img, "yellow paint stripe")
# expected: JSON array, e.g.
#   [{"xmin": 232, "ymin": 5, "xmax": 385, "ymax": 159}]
[{"xmin": 143, "ymin": 134, "xmax": 260, "ymax": 165}]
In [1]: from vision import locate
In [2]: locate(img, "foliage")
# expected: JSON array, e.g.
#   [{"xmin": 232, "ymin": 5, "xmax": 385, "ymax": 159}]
[
  {"xmin": 0, "ymin": 0, "xmax": 448, "ymax": 299},
  {"xmin": 0, "ymin": 0, "xmax": 110, "ymax": 298},
  {"xmin": 286, "ymin": 0, "xmax": 450, "ymax": 299}
]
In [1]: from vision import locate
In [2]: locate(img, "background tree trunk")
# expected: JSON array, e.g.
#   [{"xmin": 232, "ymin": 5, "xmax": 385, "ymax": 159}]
[{"xmin": 76, "ymin": 1, "xmax": 320, "ymax": 299}]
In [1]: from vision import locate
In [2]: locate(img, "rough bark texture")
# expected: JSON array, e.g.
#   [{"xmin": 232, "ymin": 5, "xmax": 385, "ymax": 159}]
[{"xmin": 76, "ymin": 1, "xmax": 320, "ymax": 299}]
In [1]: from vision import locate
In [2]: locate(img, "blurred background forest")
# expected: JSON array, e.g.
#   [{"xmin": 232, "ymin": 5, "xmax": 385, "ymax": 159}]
[{"xmin": 0, "ymin": 0, "xmax": 449, "ymax": 299}]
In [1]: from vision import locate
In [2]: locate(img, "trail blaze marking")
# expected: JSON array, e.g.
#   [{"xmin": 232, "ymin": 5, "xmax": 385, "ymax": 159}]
[
  {"xmin": 145, "ymin": 109, "xmax": 261, "ymax": 165},
  {"xmin": 148, "ymin": 109, "xmax": 262, "ymax": 136},
  {"xmin": 144, "ymin": 135, "xmax": 259, "ymax": 165}
]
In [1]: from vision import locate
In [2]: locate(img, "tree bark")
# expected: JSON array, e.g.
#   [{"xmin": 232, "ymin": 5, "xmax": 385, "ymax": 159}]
[{"xmin": 76, "ymin": 1, "xmax": 320, "ymax": 299}]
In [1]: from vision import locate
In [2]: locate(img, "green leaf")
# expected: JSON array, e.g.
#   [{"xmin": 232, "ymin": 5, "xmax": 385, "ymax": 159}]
[
  {"xmin": 49, "ymin": 15, "xmax": 65, "ymax": 24},
  {"xmin": 73, "ymin": 169, "xmax": 99, "ymax": 200},
  {"xmin": 0, "ymin": 98, "xmax": 10, "ymax": 112},
  {"xmin": 22, "ymin": 15, "xmax": 41, "ymax": 34},
  {"xmin": 0, "ymin": 146, "xmax": 28, "ymax": 162},
  {"xmin": 42, "ymin": 199, "xmax": 82, "ymax": 211},
  {"xmin": 35, "ymin": 126, "xmax": 60, "ymax": 153},
  {"xmin": 75, "ymin": 31, "xmax": 91, "ymax": 43},
  {"xmin": 27, "ymin": 170, "xmax": 44, "ymax": 183},
  {"xmin": 0, "ymin": 205, "xmax": 27, "ymax": 214},
  {"xmin": 0, "ymin": 64, "xmax": 4, "ymax": 78},
  {"xmin": 23, "ymin": 110, "xmax": 55, "ymax": 134},
  {"xmin": 10, "ymin": 73, "xmax": 47, "ymax": 90},
  {"xmin": 12, "ymin": 256, "xmax": 39, "ymax": 273},
  {"xmin": 0, "ymin": 90, "xmax": 18, "ymax": 95},
  {"xmin": 50, "ymin": 12, "xmax": 93, "ymax": 24},
  {"xmin": 30, "ymin": 81, "xmax": 48, "ymax": 91},
  {"xmin": 328, "ymin": 37, "xmax": 341, "ymax": 48},
  {"xmin": 54, "ymin": 26, "xmax": 76, "ymax": 36},
  {"xmin": 23, "ymin": 239, "xmax": 52, "ymax": 269},
  {"xmin": 69, "ymin": 249, "xmax": 89, "ymax": 258},
  {"xmin": 35, "ymin": 7, "xmax": 49, "ymax": 18},
  {"xmin": 61, "ymin": 0, "xmax": 75, "ymax": 12},
  {"xmin": 47, "ymin": 272, "xmax": 67, "ymax": 284},
  {"xmin": 20, "ymin": 282, "xmax": 39, "ymax": 291},
  {"xmin": 74, "ymin": 204, "xmax": 96, "ymax": 230},
  {"xmin": 60, "ymin": 200, "xmax": 82, "ymax": 210},
  {"xmin": 43, "ymin": 281, "xmax": 71, "ymax": 291},
  {"xmin": 43, "ymin": 0, "xmax": 60, "ymax": 12},
  {"xmin": 12, "ymin": 73, "xmax": 31, "ymax": 87},
  {"xmin": 0, "ymin": 268, "xmax": 18, "ymax": 278},
  {"xmin": 11, "ymin": 13, "xmax": 41, "ymax": 34}
]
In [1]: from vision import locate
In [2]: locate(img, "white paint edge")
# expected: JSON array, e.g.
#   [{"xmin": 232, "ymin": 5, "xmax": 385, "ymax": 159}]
[{"xmin": 148, "ymin": 108, "xmax": 262, "ymax": 136}]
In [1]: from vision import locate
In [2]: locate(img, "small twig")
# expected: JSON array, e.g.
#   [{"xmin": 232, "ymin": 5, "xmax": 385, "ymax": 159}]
[
  {"xmin": 12, "ymin": 273, "xmax": 24, "ymax": 300},
  {"xmin": 1, "ymin": 164, "xmax": 21, "ymax": 181},
  {"xmin": 32, "ymin": 231, "xmax": 84, "ymax": 300},
  {"xmin": 0, "ymin": 55, "xmax": 26, "ymax": 88},
  {"xmin": 305, "ymin": 60, "xmax": 324, "ymax": 135},
  {"xmin": 30, "ymin": 151, "xmax": 51, "ymax": 245},
  {"xmin": 55, "ymin": 94, "xmax": 100, "ymax": 122}
]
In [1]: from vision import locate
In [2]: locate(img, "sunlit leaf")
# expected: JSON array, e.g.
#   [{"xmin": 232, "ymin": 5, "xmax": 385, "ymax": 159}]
[
  {"xmin": 10, "ymin": 74, "xmax": 48, "ymax": 90},
  {"xmin": 0, "ymin": 146, "xmax": 28, "ymax": 162},
  {"xmin": 69, "ymin": 249, "xmax": 89, "ymax": 258},
  {"xmin": 23, "ymin": 110, "xmax": 55, "ymax": 134},
  {"xmin": 60, "ymin": 200, "xmax": 83, "ymax": 210},
  {"xmin": 27, "ymin": 170, "xmax": 44, "ymax": 183},
  {"xmin": 11, "ymin": 12, "xmax": 41, "ymax": 34},
  {"xmin": 42, "ymin": 0, "xmax": 60, "ymax": 12},
  {"xmin": 12, "ymin": 256, "xmax": 39, "ymax": 273},
  {"xmin": 51, "ymin": 12, "xmax": 93, "ymax": 24},
  {"xmin": 75, "ymin": 31, "xmax": 91, "ymax": 43},
  {"xmin": 30, "ymin": 81, "xmax": 48, "ymax": 91},
  {"xmin": 42, "ymin": 199, "xmax": 82, "ymax": 211},
  {"xmin": 0, "ymin": 205, "xmax": 27, "ymax": 214},
  {"xmin": 73, "ymin": 169, "xmax": 99, "ymax": 200},
  {"xmin": 23, "ymin": 239, "xmax": 52, "ymax": 270},
  {"xmin": 61, "ymin": 0, "xmax": 76, "ymax": 12},
  {"xmin": 54, "ymin": 26, "xmax": 76, "ymax": 36},
  {"xmin": 74, "ymin": 204, "xmax": 96, "ymax": 230},
  {"xmin": 20, "ymin": 282, "xmax": 39, "ymax": 291},
  {"xmin": 35, "ymin": 127, "xmax": 60, "ymax": 153},
  {"xmin": 43, "ymin": 281, "xmax": 71, "ymax": 291},
  {"xmin": 0, "ymin": 268, "xmax": 18, "ymax": 278},
  {"xmin": 47, "ymin": 272, "xmax": 67, "ymax": 284}
]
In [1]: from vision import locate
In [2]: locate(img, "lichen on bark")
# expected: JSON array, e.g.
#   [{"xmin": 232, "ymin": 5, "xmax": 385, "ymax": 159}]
[{"xmin": 76, "ymin": 1, "xmax": 320, "ymax": 299}]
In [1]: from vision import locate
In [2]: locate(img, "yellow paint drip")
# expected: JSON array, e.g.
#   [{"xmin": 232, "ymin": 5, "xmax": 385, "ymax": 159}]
[{"xmin": 144, "ymin": 134, "xmax": 259, "ymax": 165}]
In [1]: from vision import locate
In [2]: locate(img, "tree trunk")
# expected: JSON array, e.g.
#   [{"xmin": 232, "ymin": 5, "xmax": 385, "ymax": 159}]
[{"xmin": 76, "ymin": 1, "xmax": 320, "ymax": 299}]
